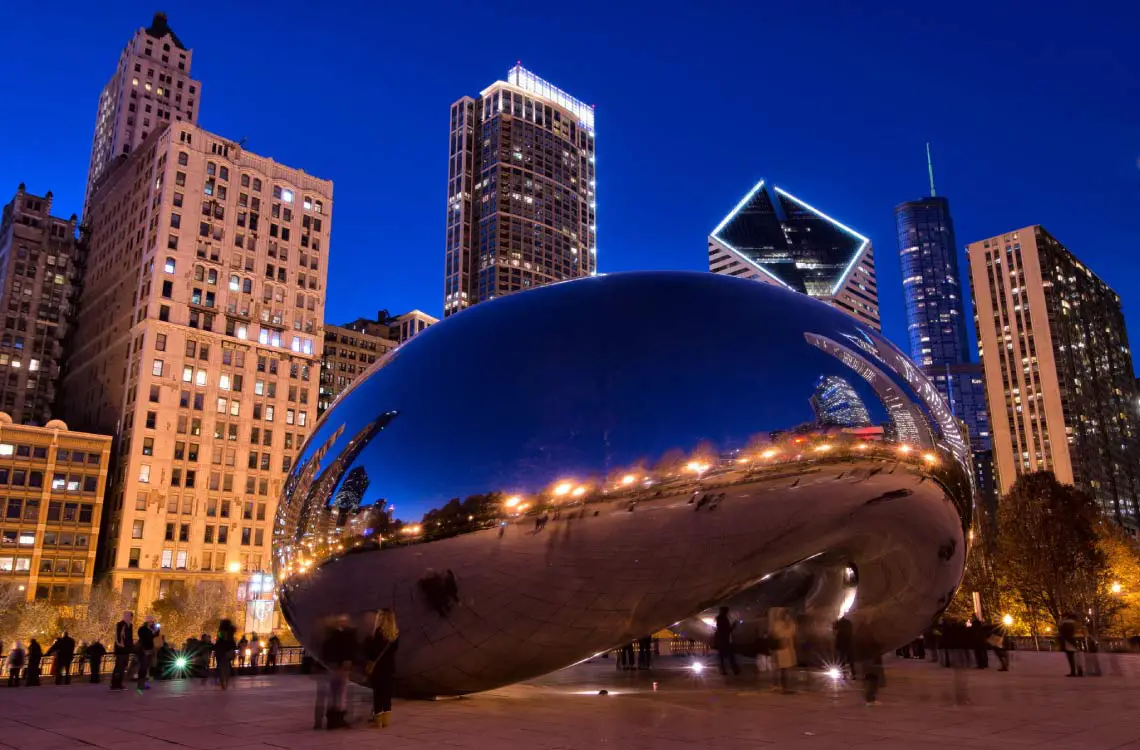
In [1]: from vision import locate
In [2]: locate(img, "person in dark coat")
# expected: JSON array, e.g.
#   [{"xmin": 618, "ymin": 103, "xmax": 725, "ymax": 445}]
[
  {"xmin": 1059, "ymin": 614, "xmax": 1083, "ymax": 676},
  {"xmin": 215, "ymin": 620, "xmax": 237, "ymax": 690},
  {"xmin": 197, "ymin": 633, "xmax": 213, "ymax": 683},
  {"xmin": 834, "ymin": 616, "xmax": 855, "ymax": 678},
  {"xmin": 363, "ymin": 609, "xmax": 400, "ymax": 728},
  {"xmin": 46, "ymin": 631, "xmax": 76, "ymax": 685},
  {"xmin": 85, "ymin": 640, "xmax": 107, "ymax": 683},
  {"xmin": 969, "ymin": 616, "xmax": 990, "ymax": 669},
  {"xmin": 76, "ymin": 642, "xmax": 87, "ymax": 677},
  {"xmin": 714, "ymin": 606, "xmax": 741, "ymax": 676},
  {"xmin": 25, "ymin": 638, "xmax": 43, "ymax": 686},
  {"xmin": 136, "ymin": 616, "xmax": 157, "ymax": 691},
  {"xmin": 110, "ymin": 611, "xmax": 134, "ymax": 690}
]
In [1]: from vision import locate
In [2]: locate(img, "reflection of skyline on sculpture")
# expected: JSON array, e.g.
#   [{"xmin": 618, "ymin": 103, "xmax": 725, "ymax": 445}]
[
  {"xmin": 811, "ymin": 375, "xmax": 872, "ymax": 428},
  {"xmin": 273, "ymin": 271, "xmax": 970, "ymax": 697}
]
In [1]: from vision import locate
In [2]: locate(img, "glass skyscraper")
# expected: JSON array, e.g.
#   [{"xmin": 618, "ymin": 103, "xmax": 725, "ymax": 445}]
[
  {"xmin": 709, "ymin": 181, "xmax": 879, "ymax": 330},
  {"xmin": 895, "ymin": 190, "xmax": 992, "ymax": 502}
]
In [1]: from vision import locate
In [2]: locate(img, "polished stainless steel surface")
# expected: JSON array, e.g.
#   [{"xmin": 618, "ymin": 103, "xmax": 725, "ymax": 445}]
[{"xmin": 274, "ymin": 271, "xmax": 971, "ymax": 697}]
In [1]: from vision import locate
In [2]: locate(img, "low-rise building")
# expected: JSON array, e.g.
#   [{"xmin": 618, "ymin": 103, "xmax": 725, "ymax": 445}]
[{"xmin": 0, "ymin": 415, "xmax": 111, "ymax": 602}]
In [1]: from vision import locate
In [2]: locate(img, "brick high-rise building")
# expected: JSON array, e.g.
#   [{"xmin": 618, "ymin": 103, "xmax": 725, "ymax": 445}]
[
  {"xmin": 64, "ymin": 122, "xmax": 331, "ymax": 608},
  {"xmin": 318, "ymin": 323, "xmax": 396, "ymax": 415},
  {"xmin": 0, "ymin": 415, "xmax": 111, "ymax": 603},
  {"xmin": 83, "ymin": 12, "xmax": 201, "ymax": 219},
  {"xmin": 968, "ymin": 226, "xmax": 1140, "ymax": 526},
  {"xmin": 444, "ymin": 65, "xmax": 596, "ymax": 317},
  {"xmin": 0, "ymin": 186, "xmax": 84, "ymax": 424}
]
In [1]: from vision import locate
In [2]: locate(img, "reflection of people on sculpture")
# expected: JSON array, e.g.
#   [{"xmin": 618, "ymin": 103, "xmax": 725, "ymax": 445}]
[{"xmin": 418, "ymin": 569, "xmax": 459, "ymax": 617}]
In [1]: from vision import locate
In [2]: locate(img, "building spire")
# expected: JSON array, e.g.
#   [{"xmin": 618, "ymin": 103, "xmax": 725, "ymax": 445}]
[{"xmin": 926, "ymin": 142, "xmax": 937, "ymax": 197}]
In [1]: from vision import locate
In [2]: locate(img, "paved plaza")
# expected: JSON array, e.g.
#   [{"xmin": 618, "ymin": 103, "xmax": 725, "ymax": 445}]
[{"xmin": 4, "ymin": 651, "xmax": 1140, "ymax": 749}]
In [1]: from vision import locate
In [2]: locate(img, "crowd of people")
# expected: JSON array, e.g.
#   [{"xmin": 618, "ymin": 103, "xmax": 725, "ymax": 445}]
[
  {"xmin": 310, "ymin": 609, "xmax": 400, "ymax": 730},
  {"xmin": 2, "ymin": 614, "xmax": 284, "ymax": 692}
]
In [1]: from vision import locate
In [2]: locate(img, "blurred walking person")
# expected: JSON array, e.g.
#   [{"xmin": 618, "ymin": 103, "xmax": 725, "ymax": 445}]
[
  {"xmin": 25, "ymin": 638, "xmax": 43, "ymax": 686},
  {"xmin": 320, "ymin": 614, "xmax": 358, "ymax": 729},
  {"xmin": 1059, "ymin": 613, "xmax": 1083, "ymax": 677},
  {"xmin": 863, "ymin": 653, "xmax": 884, "ymax": 705},
  {"xmin": 714, "ymin": 606, "xmax": 741, "ymax": 676},
  {"xmin": 769, "ymin": 607, "xmax": 797, "ymax": 693},
  {"xmin": 110, "ymin": 611, "xmax": 134, "ymax": 690},
  {"xmin": 215, "ymin": 619, "xmax": 237, "ymax": 690},
  {"xmin": 363, "ymin": 609, "xmax": 400, "ymax": 728},
  {"xmin": 6, "ymin": 641, "xmax": 24, "ymax": 687}
]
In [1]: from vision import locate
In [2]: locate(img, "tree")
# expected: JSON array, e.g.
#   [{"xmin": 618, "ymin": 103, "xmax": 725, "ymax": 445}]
[
  {"xmin": 149, "ymin": 582, "xmax": 240, "ymax": 643},
  {"xmin": 995, "ymin": 471, "xmax": 1107, "ymax": 628}
]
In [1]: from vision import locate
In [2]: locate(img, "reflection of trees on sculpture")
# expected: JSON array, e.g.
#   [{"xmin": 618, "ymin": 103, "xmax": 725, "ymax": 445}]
[{"xmin": 420, "ymin": 493, "xmax": 504, "ymax": 540}]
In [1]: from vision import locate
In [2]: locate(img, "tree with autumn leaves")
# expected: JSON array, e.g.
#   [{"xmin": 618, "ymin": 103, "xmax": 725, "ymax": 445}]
[{"xmin": 957, "ymin": 471, "xmax": 1140, "ymax": 638}]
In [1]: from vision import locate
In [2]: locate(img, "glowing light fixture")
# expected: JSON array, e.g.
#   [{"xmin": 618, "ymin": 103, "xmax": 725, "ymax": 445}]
[{"xmin": 554, "ymin": 482, "xmax": 573, "ymax": 496}]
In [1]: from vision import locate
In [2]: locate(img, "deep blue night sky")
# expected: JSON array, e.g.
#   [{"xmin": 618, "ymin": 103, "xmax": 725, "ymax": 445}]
[{"xmin": 1, "ymin": 1, "xmax": 1137, "ymax": 352}]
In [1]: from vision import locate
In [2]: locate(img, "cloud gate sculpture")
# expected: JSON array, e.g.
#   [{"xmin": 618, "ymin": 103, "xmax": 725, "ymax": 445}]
[{"xmin": 275, "ymin": 271, "xmax": 971, "ymax": 697}]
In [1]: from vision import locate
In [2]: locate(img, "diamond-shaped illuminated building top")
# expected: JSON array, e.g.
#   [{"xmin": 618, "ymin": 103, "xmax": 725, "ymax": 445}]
[{"xmin": 708, "ymin": 180, "xmax": 880, "ymax": 330}]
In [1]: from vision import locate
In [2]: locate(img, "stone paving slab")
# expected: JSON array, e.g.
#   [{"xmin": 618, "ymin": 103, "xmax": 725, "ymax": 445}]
[{"xmin": 3, "ymin": 651, "xmax": 1140, "ymax": 748}]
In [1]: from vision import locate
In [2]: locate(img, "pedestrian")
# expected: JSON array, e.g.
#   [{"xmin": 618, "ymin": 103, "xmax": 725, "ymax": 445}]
[
  {"xmin": 110, "ymin": 611, "xmax": 134, "ymax": 690},
  {"xmin": 85, "ymin": 639, "xmax": 106, "ymax": 683},
  {"xmin": 237, "ymin": 635, "xmax": 249, "ymax": 672},
  {"xmin": 619, "ymin": 641, "xmax": 635, "ymax": 671},
  {"xmin": 769, "ymin": 607, "xmax": 797, "ymax": 693},
  {"xmin": 249, "ymin": 633, "xmax": 262, "ymax": 674},
  {"xmin": 196, "ymin": 633, "xmax": 213, "ymax": 682},
  {"xmin": 863, "ymin": 653, "xmax": 884, "ymax": 705},
  {"xmin": 834, "ymin": 615, "xmax": 855, "ymax": 678},
  {"xmin": 969, "ymin": 616, "xmax": 989, "ymax": 669},
  {"xmin": 25, "ymin": 638, "xmax": 43, "ymax": 686},
  {"xmin": 267, "ymin": 634, "xmax": 281, "ymax": 674},
  {"xmin": 989, "ymin": 621, "xmax": 1010, "ymax": 671},
  {"xmin": 215, "ymin": 619, "xmax": 237, "ymax": 690},
  {"xmin": 714, "ymin": 606, "xmax": 741, "ymax": 676},
  {"xmin": 637, "ymin": 635, "xmax": 653, "ymax": 670},
  {"xmin": 46, "ymin": 631, "xmax": 76, "ymax": 685},
  {"xmin": 136, "ymin": 616, "xmax": 157, "ymax": 692},
  {"xmin": 76, "ymin": 641, "xmax": 87, "ymax": 677},
  {"xmin": 320, "ymin": 614, "xmax": 358, "ymax": 729},
  {"xmin": 6, "ymin": 641, "xmax": 25, "ymax": 687},
  {"xmin": 363, "ymin": 609, "xmax": 400, "ymax": 728},
  {"xmin": 1059, "ymin": 613, "xmax": 1084, "ymax": 677}
]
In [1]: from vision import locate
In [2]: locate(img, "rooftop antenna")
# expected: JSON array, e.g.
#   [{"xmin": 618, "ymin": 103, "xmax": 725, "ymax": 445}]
[{"xmin": 925, "ymin": 142, "xmax": 937, "ymax": 197}]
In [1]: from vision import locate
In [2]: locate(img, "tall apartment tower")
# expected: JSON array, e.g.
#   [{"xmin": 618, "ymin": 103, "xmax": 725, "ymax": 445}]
[
  {"xmin": 83, "ymin": 13, "xmax": 201, "ymax": 219},
  {"xmin": 444, "ymin": 65, "xmax": 596, "ymax": 317},
  {"xmin": 967, "ymin": 226, "xmax": 1140, "ymax": 526},
  {"xmin": 0, "ymin": 186, "xmax": 84, "ymax": 424},
  {"xmin": 894, "ymin": 154, "xmax": 992, "ymax": 501},
  {"xmin": 708, "ymin": 180, "xmax": 880, "ymax": 330},
  {"xmin": 63, "ymin": 122, "xmax": 332, "ymax": 608}
]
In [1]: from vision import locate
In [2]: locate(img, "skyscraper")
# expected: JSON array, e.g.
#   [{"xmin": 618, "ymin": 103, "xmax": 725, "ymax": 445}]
[
  {"xmin": 0, "ymin": 186, "xmax": 83, "ymax": 423},
  {"xmin": 83, "ymin": 13, "xmax": 200, "ymax": 219},
  {"xmin": 708, "ymin": 181, "xmax": 879, "ymax": 330},
  {"xmin": 444, "ymin": 65, "xmax": 596, "ymax": 317},
  {"xmin": 63, "ymin": 122, "xmax": 331, "ymax": 608},
  {"xmin": 894, "ymin": 150, "xmax": 991, "ymax": 507},
  {"xmin": 968, "ymin": 226, "xmax": 1140, "ymax": 526}
]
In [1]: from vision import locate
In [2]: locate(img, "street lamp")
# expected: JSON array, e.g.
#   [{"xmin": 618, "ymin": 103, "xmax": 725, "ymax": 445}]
[
  {"xmin": 1001, "ymin": 614, "xmax": 1014, "ymax": 626},
  {"xmin": 1112, "ymin": 581, "xmax": 1123, "ymax": 594},
  {"xmin": 553, "ymin": 482, "xmax": 573, "ymax": 496}
]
